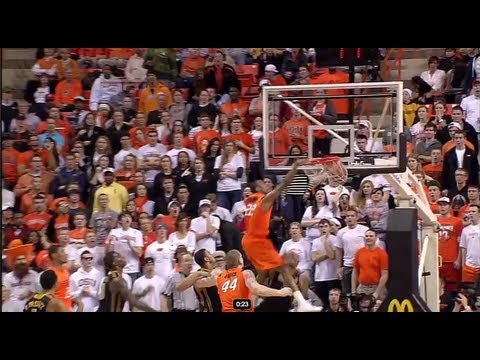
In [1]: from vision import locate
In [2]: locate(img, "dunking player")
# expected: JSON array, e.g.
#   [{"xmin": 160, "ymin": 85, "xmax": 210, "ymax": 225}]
[
  {"xmin": 97, "ymin": 251, "xmax": 157, "ymax": 312},
  {"xmin": 24, "ymin": 270, "xmax": 71, "ymax": 312},
  {"xmin": 242, "ymin": 159, "xmax": 322, "ymax": 311},
  {"xmin": 217, "ymin": 250, "xmax": 292, "ymax": 312}
]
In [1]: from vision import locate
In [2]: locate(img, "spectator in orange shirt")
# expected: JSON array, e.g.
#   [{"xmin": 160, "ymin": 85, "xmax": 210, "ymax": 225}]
[
  {"xmin": 282, "ymin": 107, "xmax": 310, "ymax": 153},
  {"xmin": 225, "ymin": 117, "xmax": 255, "ymax": 166},
  {"xmin": 2, "ymin": 134, "xmax": 21, "ymax": 189},
  {"xmin": 101, "ymin": 48, "xmax": 135, "ymax": 69},
  {"xmin": 32, "ymin": 48, "xmax": 60, "ymax": 78},
  {"xmin": 177, "ymin": 48, "xmax": 206, "ymax": 89},
  {"xmin": 138, "ymin": 71, "xmax": 172, "ymax": 115},
  {"xmin": 54, "ymin": 69, "xmax": 83, "ymax": 111},
  {"xmin": 56, "ymin": 48, "xmax": 82, "ymax": 80},
  {"xmin": 129, "ymin": 112, "xmax": 149, "ymax": 149},
  {"xmin": 193, "ymin": 113, "xmax": 220, "ymax": 156},
  {"xmin": 262, "ymin": 64, "xmax": 287, "ymax": 86},
  {"xmin": 219, "ymin": 86, "xmax": 250, "ymax": 128},
  {"xmin": 423, "ymin": 148, "xmax": 443, "ymax": 183},
  {"xmin": 23, "ymin": 195, "xmax": 52, "ymax": 233},
  {"xmin": 20, "ymin": 177, "xmax": 53, "ymax": 214},
  {"xmin": 351, "ymin": 229, "xmax": 389, "ymax": 300},
  {"xmin": 268, "ymin": 113, "xmax": 292, "ymax": 166},
  {"xmin": 14, "ymin": 154, "xmax": 54, "ymax": 198}
]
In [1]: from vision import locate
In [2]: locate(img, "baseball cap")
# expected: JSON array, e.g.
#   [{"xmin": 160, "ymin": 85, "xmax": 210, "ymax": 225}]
[
  {"xmin": 74, "ymin": 96, "xmax": 86, "ymax": 102},
  {"xmin": 156, "ymin": 223, "xmax": 167, "ymax": 230},
  {"xmin": 403, "ymin": 89, "xmax": 413, "ymax": 98},
  {"xmin": 259, "ymin": 79, "xmax": 271, "ymax": 87},
  {"xmin": 437, "ymin": 197, "xmax": 450, "ymax": 204},
  {"xmin": 98, "ymin": 103, "xmax": 110, "ymax": 111},
  {"xmin": 102, "ymin": 167, "xmax": 115, "ymax": 175},
  {"xmin": 473, "ymin": 79, "xmax": 480, "ymax": 86},
  {"xmin": 168, "ymin": 199, "xmax": 180, "ymax": 208},
  {"xmin": 358, "ymin": 120, "xmax": 371, "ymax": 128},
  {"xmin": 448, "ymin": 122, "xmax": 462, "ymax": 130},
  {"xmin": 2, "ymin": 86, "xmax": 13, "ymax": 93},
  {"xmin": 427, "ymin": 180, "xmax": 441, "ymax": 189},
  {"xmin": 199, "ymin": 199, "xmax": 211, "ymax": 207},
  {"xmin": 212, "ymin": 250, "xmax": 226, "ymax": 260},
  {"xmin": 265, "ymin": 64, "xmax": 278, "ymax": 73},
  {"xmin": 144, "ymin": 257, "xmax": 155, "ymax": 265}
]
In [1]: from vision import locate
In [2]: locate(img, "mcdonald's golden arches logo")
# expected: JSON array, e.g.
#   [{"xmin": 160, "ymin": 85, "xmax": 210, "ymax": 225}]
[{"xmin": 387, "ymin": 299, "xmax": 414, "ymax": 312}]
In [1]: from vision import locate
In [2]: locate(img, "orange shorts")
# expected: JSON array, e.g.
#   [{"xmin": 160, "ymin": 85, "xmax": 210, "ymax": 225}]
[
  {"xmin": 241, "ymin": 235, "xmax": 284, "ymax": 271},
  {"xmin": 439, "ymin": 263, "xmax": 461, "ymax": 291},
  {"xmin": 462, "ymin": 264, "xmax": 480, "ymax": 283}
]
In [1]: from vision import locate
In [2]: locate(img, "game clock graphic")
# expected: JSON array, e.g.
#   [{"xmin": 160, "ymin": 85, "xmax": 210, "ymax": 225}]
[
  {"xmin": 233, "ymin": 299, "xmax": 252, "ymax": 311},
  {"xmin": 315, "ymin": 48, "xmax": 380, "ymax": 66}
]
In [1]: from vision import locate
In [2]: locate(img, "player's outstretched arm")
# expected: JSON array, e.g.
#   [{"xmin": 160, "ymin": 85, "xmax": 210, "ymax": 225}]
[
  {"xmin": 111, "ymin": 277, "xmax": 158, "ymax": 312},
  {"xmin": 243, "ymin": 270, "xmax": 292, "ymax": 298},
  {"xmin": 262, "ymin": 159, "xmax": 307, "ymax": 211}
]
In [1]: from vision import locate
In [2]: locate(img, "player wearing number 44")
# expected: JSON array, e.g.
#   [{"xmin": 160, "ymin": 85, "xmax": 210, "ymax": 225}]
[{"xmin": 216, "ymin": 250, "xmax": 293, "ymax": 312}]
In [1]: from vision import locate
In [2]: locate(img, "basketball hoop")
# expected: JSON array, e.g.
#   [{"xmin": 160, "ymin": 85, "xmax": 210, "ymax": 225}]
[{"xmin": 304, "ymin": 156, "xmax": 348, "ymax": 185}]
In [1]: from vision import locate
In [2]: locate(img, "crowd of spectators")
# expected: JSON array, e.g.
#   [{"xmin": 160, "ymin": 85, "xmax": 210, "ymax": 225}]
[{"xmin": 1, "ymin": 47, "xmax": 479, "ymax": 312}]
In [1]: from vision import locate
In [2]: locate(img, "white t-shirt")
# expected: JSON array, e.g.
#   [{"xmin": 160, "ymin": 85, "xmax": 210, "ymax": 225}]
[
  {"xmin": 460, "ymin": 95, "xmax": 480, "ymax": 132},
  {"xmin": 75, "ymin": 246, "xmax": 105, "ymax": 275},
  {"xmin": 132, "ymin": 275, "xmax": 164, "ymax": 311},
  {"xmin": 322, "ymin": 184, "xmax": 350, "ymax": 208},
  {"xmin": 212, "ymin": 206, "xmax": 233, "ymax": 222},
  {"xmin": 69, "ymin": 267, "xmax": 103, "ymax": 312},
  {"xmin": 138, "ymin": 143, "xmax": 168, "ymax": 160},
  {"xmin": 231, "ymin": 200, "xmax": 247, "ymax": 219},
  {"xmin": 190, "ymin": 215, "xmax": 221, "ymax": 253},
  {"xmin": 279, "ymin": 238, "xmax": 312, "ymax": 272},
  {"xmin": 3, "ymin": 270, "xmax": 39, "ymax": 312},
  {"xmin": 302, "ymin": 205, "xmax": 334, "ymax": 239},
  {"xmin": 312, "ymin": 234, "xmax": 338, "ymax": 282},
  {"xmin": 334, "ymin": 224, "xmax": 369, "ymax": 267},
  {"xmin": 168, "ymin": 231, "xmax": 196, "ymax": 253},
  {"xmin": 145, "ymin": 240, "xmax": 175, "ymax": 282},
  {"xmin": 114, "ymin": 148, "xmax": 140, "ymax": 170},
  {"xmin": 455, "ymin": 148, "xmax": 466, "ymax": 168},
  {"xmin": 165, "ymin": 147, "xmax": 196, "ymax": 168},
  {"xmin": 214, "ymin": 154, "xmax": 244, "ymax": 192},
  {"xmin": 249, "ymin": 129, "xmax": 263, "ymax": 162},
  {"xmin": 108, "ymin": 227, "xmax": 144, "ymax": 274},
  {"xmin": 459, "ymin": 224, "xmax": 480, "ymax": 268}
]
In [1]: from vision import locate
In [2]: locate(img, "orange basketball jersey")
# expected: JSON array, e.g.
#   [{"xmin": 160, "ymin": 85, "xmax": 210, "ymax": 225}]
[
  {"xmin": 244, "ymin": 193, "xmax": 263, "ymax": 232},
  {"xmin": 217, "ymin": 267, "xmax": 253, "ymax": 312}
]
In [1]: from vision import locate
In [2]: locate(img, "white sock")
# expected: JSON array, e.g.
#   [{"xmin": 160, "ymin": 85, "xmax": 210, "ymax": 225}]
[{"xmin": 293, "ymin": 290, "xmax": 306, "ymax": 304}]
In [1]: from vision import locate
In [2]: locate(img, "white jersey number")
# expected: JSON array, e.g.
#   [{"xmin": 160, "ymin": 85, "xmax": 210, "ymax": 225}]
[{"xmin": 221, "ymin": 278, "xmax": 238, "ymax": 293}]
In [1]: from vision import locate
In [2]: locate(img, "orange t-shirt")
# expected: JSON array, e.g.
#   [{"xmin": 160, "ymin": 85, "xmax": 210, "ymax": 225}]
[
  {"xmin": 437, "ymin": 216, "xmax": 463, "ymax": 263},
  {"xmin": 423, "ymin": 163, "xmax": 443, "ymax": 183},
  {"xmin": 217, "ymin": 267, "xmax": 253, "ymax": 312},
  {"xmin": 282, "ymin": 117, "xmax": 310, "ymax": 153},
  {"xmin": 353, "ymin": 247, "xmax": 388, "ymax": 285},
  {"xmin": 225, "ymin": 133, "xmax": 254, "ymax": 164},
  {"xmin": 244, "ymin": 195, "xmax": 271, "ymax": 239},
  {"xmin": 54, "ymin": 79, "xmax": 83, "ymax": 105},
  {"xmin": 48, "ymin": 266, "xmax": 72, "ymax": 311},
  {"xmin": 311, "ymin": 70, "xmax": 349, "ymax": 114},
  {"xmin": 193, "ymin": 129, "xmax": 221, "ymax": 156},
  {"xmin": 268, "ymin": 128, "xmax": 292, "ymax": 166},
  {"xmin": 2, "ymin": 148, "xmax": 21, "ymax": 183}
]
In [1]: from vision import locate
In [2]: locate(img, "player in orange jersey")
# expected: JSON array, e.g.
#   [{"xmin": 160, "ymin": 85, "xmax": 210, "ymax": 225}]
[
  {"xmin": 216, "ymin": 250, "xmax": 292, "ymax": 312},
  {"xmin": 242, "ymin": 159, "xmax": 322, "ymax": 312}
]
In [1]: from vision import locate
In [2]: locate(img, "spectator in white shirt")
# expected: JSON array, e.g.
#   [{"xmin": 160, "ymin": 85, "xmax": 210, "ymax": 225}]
[
  {"xmin": 279, "ymin": 222, "xmax": 312, "ymax": 299},
  {"xmin": 146, "ymin": 223, "xmax": 175, "ymax": 281},
  {"xmin": 460, "ymin": 80, "xmax": 480, "ymax": 132},
  {"xmin": 132, "ymin": 257, "xmax": 164, "ymax": 311},
  {"xmin": 69, "ymin": 250, "xmax": 103, "ymax": 312},
  {"xmin": 420, "ymin": 56, "xmax": 446, "ymax": 93},
  {"xmin": 190, "ymin": 199, "xmax": 221, "ymax": 253},
  {"xmin": 106, "ymin": 213, "xmax": 144, "ymax": 283}
]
